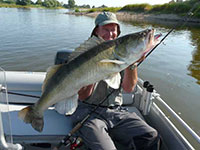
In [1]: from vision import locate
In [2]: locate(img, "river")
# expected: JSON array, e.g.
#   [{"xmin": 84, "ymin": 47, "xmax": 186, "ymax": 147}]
[{"xmin": 0, "ymin": 7, "xmax": 200, "ymax": 146}]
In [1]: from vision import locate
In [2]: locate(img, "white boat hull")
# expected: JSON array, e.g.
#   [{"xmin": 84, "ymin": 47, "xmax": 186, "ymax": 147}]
[{"xmin": 0, "ymin": 71, "xmax": 199, "ymax": 150}]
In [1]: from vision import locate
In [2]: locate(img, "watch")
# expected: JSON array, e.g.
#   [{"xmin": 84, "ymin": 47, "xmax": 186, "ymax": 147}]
[{"xmin": 129, "ymin": 64, "xmax": 137, "ymax": 70}]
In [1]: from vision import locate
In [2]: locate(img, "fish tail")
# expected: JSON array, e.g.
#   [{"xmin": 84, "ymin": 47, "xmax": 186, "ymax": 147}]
[{"xmin": 18, "ymin": 105, "xmax": 44, "ymax": 132}]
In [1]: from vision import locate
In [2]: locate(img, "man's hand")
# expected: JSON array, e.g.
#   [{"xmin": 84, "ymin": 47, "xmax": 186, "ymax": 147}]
[
  {"xmin": 128, "ymin": 55, "xmax": 146, "ymax": 70},
  {"xmin": 136, "ymin": 55, "xmax": 146, "ymax": 63}
]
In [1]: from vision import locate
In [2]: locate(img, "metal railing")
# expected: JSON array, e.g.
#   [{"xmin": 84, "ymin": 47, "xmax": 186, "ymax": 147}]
[
  {"xmin": 138, "ymin": 78, "xmax": 200, "ymax": 146},
  {"xmin": 0, "ymin": 68, "xmax": 23, "ymax": 150}
]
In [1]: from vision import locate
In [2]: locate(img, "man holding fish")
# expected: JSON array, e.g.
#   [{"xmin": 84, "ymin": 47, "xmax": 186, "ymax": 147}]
[
  {"xmin": 71, "ymin": 12, "xmax": 161, "ymax": 150},
  {"xmin": 18, "ymin": 12, "xmax": 161, "ymax": 150}
]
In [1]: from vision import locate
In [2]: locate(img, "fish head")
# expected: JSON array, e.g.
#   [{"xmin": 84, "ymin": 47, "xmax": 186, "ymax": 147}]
[{"xmin": 114, "ymin": 29, "xmax": 156, "ymax": 64}]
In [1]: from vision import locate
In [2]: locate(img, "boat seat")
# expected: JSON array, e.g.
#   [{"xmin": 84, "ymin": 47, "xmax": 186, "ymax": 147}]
[
  {"xmin": 1, "ymin": 104, "xmax": 145, "ymax": 142},
  {"xmin": 0, "ymin": 103, "xmax": 73, "ymax": 144}
]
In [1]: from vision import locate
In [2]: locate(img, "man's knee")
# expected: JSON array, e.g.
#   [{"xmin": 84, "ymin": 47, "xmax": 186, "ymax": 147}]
[
  {"xmin": 147, "ymin": 129, "xmax": 161, "ymax": 150},
  {"xmin": 150, "ymin": 129, "xmax": 159, "ymax": 139},
  {"xmin": 134, "ymin": 129, "xmax": 160, "ymax": 150}
]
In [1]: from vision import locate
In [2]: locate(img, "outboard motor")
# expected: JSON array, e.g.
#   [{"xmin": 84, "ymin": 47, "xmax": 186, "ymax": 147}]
[{"xmin": 54, "ymin": 50, "xmax": 73, "ymax": 65}]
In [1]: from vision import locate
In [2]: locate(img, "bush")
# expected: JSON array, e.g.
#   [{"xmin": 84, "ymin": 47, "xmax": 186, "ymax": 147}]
[
  {"xmin": 150, "ymin": 4, "xmax": 167, "ymax": 12},
  {"xmin": 102, "ymin": 7, "xmax": 121, "ymax": 12},
  {"xmin": 88, "ymin": 8, "xmax": 95, "ymax": 12},
  {"xmin": 121, "ymin": 3, "xmax": 152, "ymax": 12},
  {"xmin": 75, "ymin": 8, "xmax": 80, "ymax": 12},
  {"xmin": 3, "ymin": 0, "xmax": 16, "ymax": 4},
  {"xmin": 165, "ymin": 3, "xmax": 191, "ymax": 13},
  {"xmin": 193, "ymin": 4, "xmax": 200, "ymax": 18}
]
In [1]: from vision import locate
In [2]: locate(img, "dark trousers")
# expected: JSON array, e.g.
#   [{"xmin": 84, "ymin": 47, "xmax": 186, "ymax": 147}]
[{"xmin": 71, "ymin": 102, "xmax": 160, "ymax": 150}]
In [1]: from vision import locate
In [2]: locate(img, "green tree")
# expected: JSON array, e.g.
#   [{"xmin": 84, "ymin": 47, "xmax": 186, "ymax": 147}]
[
  {"xmin": 68, "ymin": 0, "xmax": 75, "ymax": 8},
  {"xmin": 35, "ymin": 0, "xmax": 42, "ymax": 5},
  {"xmin": 3, "ymin": 0, "xmax": 16, "ymax": 4},
  {"xmin": 16, "ymin": 0, "xmax": 32, "ymax": 5},
  {"xmin": 42, "ymin": 0, "xmax": 61, "ymax": 8}
]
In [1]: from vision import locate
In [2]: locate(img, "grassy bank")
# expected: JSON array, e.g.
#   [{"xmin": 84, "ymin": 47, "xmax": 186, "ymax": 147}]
[
  {"xmin": 121, "ymin": 1, "xmax": 200, "ymax": 18},
  {"xmin": 87, "ymin": 7, "xmax": 121, "ymax": 13},
  {"xmin": 84, "ymin": 0, "xmax": 200, "ymax": 18},
  {"xmin": 0, "ymin": 3, "xmax": 64, "ymax": 9},
  {"xmin": 0, "ymin": 3, "xmax": 44, "ymax": 8}
]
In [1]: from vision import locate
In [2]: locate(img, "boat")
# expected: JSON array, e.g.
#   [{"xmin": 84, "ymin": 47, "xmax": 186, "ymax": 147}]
[{"xmin": 0, "ymin": 51, "xmax": 200, "ymax": 150}]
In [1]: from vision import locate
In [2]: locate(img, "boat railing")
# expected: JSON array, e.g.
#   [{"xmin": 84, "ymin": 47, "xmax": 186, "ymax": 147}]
[
  {"xmin": 154, "ymin": 93, "xmax": 200, "ymax": 144},
  {"xmin": 138, "ymin": 78, "xmax": 200, "ymax": 148},
  {"xmin": 0, "ymin": 70, "xmax": 199, "ymax": 149},
  {"xmin": 0, "ymin": 68, "xmax": 23, "ymax": 150}
]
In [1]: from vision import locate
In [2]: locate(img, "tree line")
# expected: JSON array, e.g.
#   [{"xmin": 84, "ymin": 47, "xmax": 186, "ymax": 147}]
[
  {"xmin": 0, "ymin": 0, "xmax": 62, "ymax": 8},
  {"xmin": 0, "ymin": 0, "xmax": 91, "ymax": 8}
]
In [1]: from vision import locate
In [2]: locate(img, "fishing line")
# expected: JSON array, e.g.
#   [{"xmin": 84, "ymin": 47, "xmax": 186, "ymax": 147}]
[
  {"xmin": 1, "ymin": 90, "xmax": 40, "ymax": 99},
  {"xmin": 53, "ymin": 88, "xmax": 118, "ymax": 150},
  {"xmin": 1, "ymin": 2, "xmax": 199, "ymax": 149},
  {"xmin": 137, "ymin": 0, "xmax": 200, "ymax": 67},
  {"xmin": 3, "ymin": 2, "xmax": 199, "ymax": 99},
  {"xmin": 55, "ymin": 2, "xmax": 200, "ymax": 150}
]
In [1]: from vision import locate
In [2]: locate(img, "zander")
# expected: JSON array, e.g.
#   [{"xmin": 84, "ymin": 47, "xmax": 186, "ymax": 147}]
[{"xmin": 18, "ymin": 29, "xmax": 158, "ymax": 132}]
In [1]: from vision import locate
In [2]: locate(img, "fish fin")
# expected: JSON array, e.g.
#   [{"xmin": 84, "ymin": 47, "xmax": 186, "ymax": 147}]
[
  {"xmin": 62, "ymin": 36, "xmax": 105, "ymax": 63},
  {"xmin": 75, "ymin": 36, "xmax": 104, "ymax": 52},
  {"xmin": 55, "ymin": 94, "xmax": 78, "ymax": 115},
  {"xmin": 104, "ymin": 73, "xmax": 121, "ymax": 89},
  {"xmin": 100, "ymin": 59, "xmax": 126, "ymax": 65},
  {"xmin": 42, "ymin": 65, "xmax": 62, "ymax": 92},
  {"xmin": 18, "ymin": 106, "xmax": 44, "ymax": 132}
]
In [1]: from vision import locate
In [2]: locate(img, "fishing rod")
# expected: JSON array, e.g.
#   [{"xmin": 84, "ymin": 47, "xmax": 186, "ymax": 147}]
[
  {"xmin": 2, "ymin": 3, "xmax": 199, "ymax": 150},
  {"xmin": 1, "ymin": 90, "xmax": 40, "ymax": 99},
  {"xmin": 53, "ymin": 31, "xmax": 164, "ymax": 150},
  {"xmin": 53, "ymin": 88, "xmax": 118, "ymax": 150},
  {"xmin": 54, "ymin": 3, "xmax": 200, "ymax": 149},
  {"xmin": 137, "ymin": 0, "xmax": 200, "ymax": 67},
  {"xmin": 2, "ymin": 1, "xmax": 198, "ymax": 99}
]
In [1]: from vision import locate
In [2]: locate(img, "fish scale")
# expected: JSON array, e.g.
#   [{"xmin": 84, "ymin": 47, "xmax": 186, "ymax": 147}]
[{"xmin": 18, "ymin": 29, "xmax": 156, "ymax": 132}]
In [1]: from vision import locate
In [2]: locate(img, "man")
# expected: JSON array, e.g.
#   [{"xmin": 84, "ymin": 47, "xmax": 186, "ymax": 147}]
[{"xmin": 71, "ymin": 12, "xmax": 160, "ymax": 150}]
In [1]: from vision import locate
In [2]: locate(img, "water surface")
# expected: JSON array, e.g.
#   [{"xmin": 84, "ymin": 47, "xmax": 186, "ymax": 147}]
[{"xmin": 0, "ymin": 8, "xmax": 200, "ymax": 145}]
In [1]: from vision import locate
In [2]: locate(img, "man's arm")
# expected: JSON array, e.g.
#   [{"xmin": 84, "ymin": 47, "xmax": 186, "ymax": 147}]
[
  {"xmin": 122, "ymin": 56, "xmax": 145, "ymax": 93},
  {"xmin": 122, "ymin": 66, "xmax": 138, "ymax": 93}
]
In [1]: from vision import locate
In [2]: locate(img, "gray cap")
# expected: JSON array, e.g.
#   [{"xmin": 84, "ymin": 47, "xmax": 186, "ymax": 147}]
[
  {"xmin": 91, "ymin": 11, "xmax": 121, "ymax": 37},
  {"xmin": 95, "ymin": 11, "xmax": 119, "ymax": 26}
]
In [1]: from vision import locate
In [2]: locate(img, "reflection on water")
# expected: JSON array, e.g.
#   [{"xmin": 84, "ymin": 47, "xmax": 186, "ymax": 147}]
[{"xmin": 188, "ymin": 28, "xmax": 200, "ymax": 85}]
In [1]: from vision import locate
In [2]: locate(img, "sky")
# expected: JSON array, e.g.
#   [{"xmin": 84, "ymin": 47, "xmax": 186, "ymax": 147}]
[{"xmin": 63, "ymin": 0, "xmax": 172, "ymax": 7}]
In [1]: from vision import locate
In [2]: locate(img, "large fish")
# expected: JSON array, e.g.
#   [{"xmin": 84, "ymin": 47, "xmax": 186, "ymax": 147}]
[{"xmin": 18, "ymin": 29, "xmax": 158, "ymax": 132}]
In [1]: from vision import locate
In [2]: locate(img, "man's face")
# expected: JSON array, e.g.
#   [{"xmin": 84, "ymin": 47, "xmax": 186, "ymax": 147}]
[{"xmin": 95, "ymin": 23, "xmax": 118, "ymax": 41}]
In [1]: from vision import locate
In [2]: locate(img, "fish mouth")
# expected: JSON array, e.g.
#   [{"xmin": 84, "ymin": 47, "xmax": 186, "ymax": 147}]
[{"xmin": 143, "ymin": 29, "xmax": 155, "ymax": 55}]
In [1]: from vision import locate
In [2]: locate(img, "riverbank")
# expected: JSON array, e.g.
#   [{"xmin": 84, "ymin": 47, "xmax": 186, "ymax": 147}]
[
  {"xmin": 0, "ymin": 3, "xmax": 63, "ymax": 9},
  {"xmin": 66, "ymin": 11, "xmax": 200, "ymax": 26},
  {"xmin": 0, "ymin": 3, "xmax": 43, "ymax": 8}
]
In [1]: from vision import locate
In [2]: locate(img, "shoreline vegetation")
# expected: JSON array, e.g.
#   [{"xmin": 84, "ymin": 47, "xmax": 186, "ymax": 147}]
[
  {"xmin": 66, "ymin": 11, "xmax": 200, "ymax": 26},
  {"xmin": 66, "ymin": 1, "xmax": 200, "ymax": 25},
  {"xmin": 1, "ymin": 0, "xmax": 200, "ymax": 25}
]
